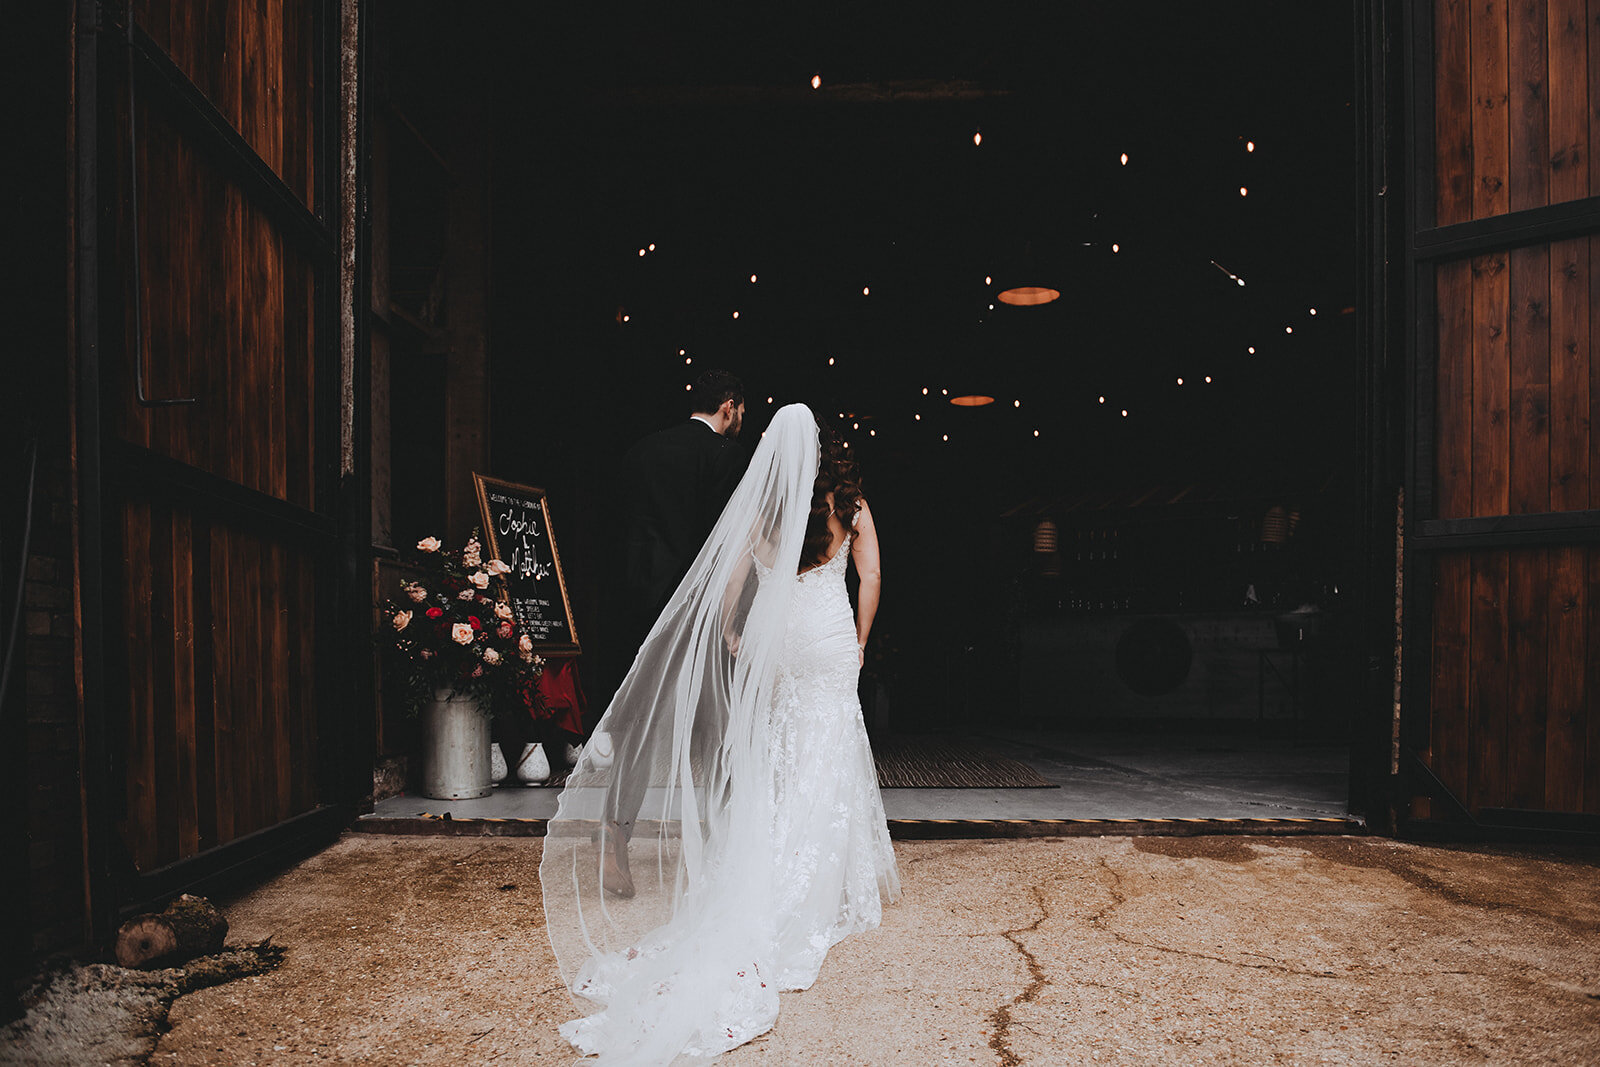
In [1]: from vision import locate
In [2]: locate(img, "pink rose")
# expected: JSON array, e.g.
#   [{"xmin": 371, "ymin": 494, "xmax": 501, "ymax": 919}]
[
  {"xmin": 457, "ymin": 588, "xmax": 476, "ymax": 600},
  {"xmin": 483, "ymin": 648, "xmax": 501, "ymax": 665},
  {"xmin": 518, "ymin": 634, "xmax": 533, "ymax": 653},
  {"xmin": 494, "ymin": 602, "xmax": 513, "ymax": 621},
  {"xmin": 406, "ymin": 585, "xmax": 428, "ymax": 603},
  {"xmin": 420, "ymin": 649, "xmax": 433, "ymax": 660},
  {"xmin": 451, "ymin": 623, "xmax": 473, "ymax": 645},
  {"xmin": 417, "ymin": 537, "xmax": 441, "ymax": 553},
  {"xmin": 469, "ymin": 571, "xmax": 489, "ymax": 589},
  {"xmin": 392, "ymin": 610, "xmax": 412, "ymax": 630},
  {"xmin": 487, "ymin": 559, "xmax": 511, "ymax": 576},
  {"xmin": 497, "ymin": 621, "xmax": 513, "ymax": 639}
]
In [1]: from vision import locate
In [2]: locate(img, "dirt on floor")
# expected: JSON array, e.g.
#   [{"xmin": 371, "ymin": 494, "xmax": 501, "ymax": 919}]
[{"xmin": 6, "ymin": 832, "xmax": 1599, "ymax": 1066}]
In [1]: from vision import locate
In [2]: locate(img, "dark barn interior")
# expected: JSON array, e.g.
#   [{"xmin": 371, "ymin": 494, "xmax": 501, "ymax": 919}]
[{"xmin": 370, "ymin": 2, "xmax": 1362, "ymax": 800}]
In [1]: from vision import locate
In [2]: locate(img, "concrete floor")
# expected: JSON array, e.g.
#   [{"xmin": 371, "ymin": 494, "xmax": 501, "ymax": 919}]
[
  {"xmin": 130, "ymin": 833, "xmax": 1599, "ymax": 1065},
  {"xmin": 365, "ymin": 730, "xmax": 1355, "ymax": 824}
]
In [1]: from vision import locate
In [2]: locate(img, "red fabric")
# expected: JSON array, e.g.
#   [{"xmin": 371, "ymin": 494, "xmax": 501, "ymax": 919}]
[{"xmin": 534, "ymin": 657, "xmax": 587, "ymax": 737}]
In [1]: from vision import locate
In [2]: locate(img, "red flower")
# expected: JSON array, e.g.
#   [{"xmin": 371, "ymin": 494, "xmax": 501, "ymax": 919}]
[
  {"xmin": 468, "ymin": 616, "xmax": 482, "ymax": 631},
  {"xmin": 425, "ymin": 607, "xmax": 444, "ymax": 619}
]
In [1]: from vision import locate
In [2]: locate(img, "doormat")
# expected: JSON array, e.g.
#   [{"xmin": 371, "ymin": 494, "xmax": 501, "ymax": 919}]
[{"xmin": 872, "ymin": 736, "xmax": 1057, "ymax": 789}]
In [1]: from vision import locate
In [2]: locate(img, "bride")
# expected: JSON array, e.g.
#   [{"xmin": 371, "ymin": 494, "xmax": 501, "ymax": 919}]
[{"xmin": 540, "ymin": 403, "xmax": 900, "ymax": 1063}]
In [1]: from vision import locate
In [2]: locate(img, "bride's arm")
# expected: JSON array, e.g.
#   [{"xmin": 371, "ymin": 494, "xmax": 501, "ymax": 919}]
[{"xmin": 850, "ymin": 500, "xmax": 881, "ymax": 666}]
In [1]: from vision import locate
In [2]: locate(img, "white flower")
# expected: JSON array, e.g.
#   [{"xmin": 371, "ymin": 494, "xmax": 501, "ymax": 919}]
[
  {"xmin": 483, "ymin": 648, "xmax": 501, "ymax": 665},
  {"xmin": 487, "ymin": 559, "xmax": 511, "ymax": 576},
  {"xmin": 451, "ymin": 623, "xmax": 473, "ymax": 645},
  {"xmin": 469, "ymin": 571, "xmax": 490, "ymax": 590},
  {"xmin": 403, "ymin": 582, "xmax": 428, "ymax": 603},
  {"xmin": 519, "ymin": 649, "xmax": 534, "ymax": 663},
  {"xmin": 417, "ymin": 536, "xmax": 441, "ymax": 553},
  {"xmin": 518, "ymin": 634, "xmax": 533, "ymax": 653},
  {"xmin": 392, "ymin": 610, "xmax": 412, "ymax": 630},
  {"xmin": 462, "ymin": 538, "xmax": 482, "ymax": 567},
  {"xmin": 494, "ymin": 602, "xmax": 513, "ymax": 621},
  {"xmin": 457, "ymin": 588, "xmax": 477, "ymax": 600}
]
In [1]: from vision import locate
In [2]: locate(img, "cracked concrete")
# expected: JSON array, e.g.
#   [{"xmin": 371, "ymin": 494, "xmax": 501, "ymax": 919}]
[{"xmin": 99, "ymin": 832, "xmax": 1600, "ymax": 1065}]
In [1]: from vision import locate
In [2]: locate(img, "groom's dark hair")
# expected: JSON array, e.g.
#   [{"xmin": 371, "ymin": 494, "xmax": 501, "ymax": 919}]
[{"xmin": 689, "ymin": 370, "xmax": 744, "ymax": 414}]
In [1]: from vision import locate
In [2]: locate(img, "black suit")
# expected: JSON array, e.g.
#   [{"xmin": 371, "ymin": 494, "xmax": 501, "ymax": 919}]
[
  {"xmin": 609, "ymin": 418, "xmax": 745, "ymax": 839},
  {"xmin": 620, "ymin": 418, "xmax": 746, "ymax": 637}
]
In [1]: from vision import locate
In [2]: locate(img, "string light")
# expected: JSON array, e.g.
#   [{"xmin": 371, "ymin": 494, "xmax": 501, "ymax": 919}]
[
  {"xmin": 678, "ymin": 348, "xmax": 686, "ymax": 355},
  {"xmin": 1237, "ymin": 278, "xmax": 1246, "ymax": 287},
  {"xmin": 988, "ymin": 304, "xmax": 995, "ymax": 310},
  {"xmin": 622, "ymin": 314, "xmax": 630, "ymax": 323},
  {"xmin": 942, "ymin": 434, "xmax": 949, "ymax": 441},
  {"xmin": 852, "ymin": 422, "xmax": 859, "ymax": 430},
  {"xmin": 922, "ymin": 387, "xmax": 929, "ymax": 395},
  {"xmin": 811, "ymin": 73, "xmax": 821, "ymax": 90},
  {"xmin": 1098, "ymin": 396, "xmax": 1106, "ymax": 404},
  {"xmin": 828, "ymin": 357, "xmax": 835, "ymax": 365},
  {"xmin": 869, "ymin": 429, "xmax": 876, "ymax": 437},
  {"xmin": 862, "ymin": 286, "xmax": 870, "ymax": 296},
  {"xmin": 1013, "ymin": 400, "xmax": 1021, "ymax": 408},
  {"xmin": 915, "ymin": 414, "xmax": 922, "ymax": 421},
  {"xmin": 1285, "ymin": 326, "xmax": 1293, "ymax": 334},
  {"xmin": 941, "ymin": 388, "xmax": 949, "ymax": 395},
  {"xmin": 1309, "ymin": 307, "xmax": 1317, "ymax": 315},
  {"xmin": 685, "ymin": 384, "xmax": 692, "ymax": 391},
  {"xmin": 1121, "ymin": 409, "xmax": 1129, "ymax": 417},
  {"xmin": 1246, "ymin": 140, "xmax": 1256, "ymax": 152},
  {"xmin": 648, "ymin": 243, "xmax": 656, "ymax": 252},
  {"xmin": 1248, "ymin": 346, "xmax": 1256, "ymax": 354},
  {"xmin": 1177, "ymin": 377, "xmax": 1184, "ymax": 385},
  {"xmin": 685, "ymin": 356, "xmax": 692, "ymax": 364},
  {"xmin": 638, "ymin": 248, "xmax": 646, "ymax": 257},
  {"xmin": 750, "ymin": 274, "xmax": 758, "ymax": 283},
  {"xmin": 973, "ymin": 130, "xmax": 982, "ymax": 146},
  {"xmin": 1205, "ymin": 376, "xmax": 1213, "ymax": 383},
  {"xmin": 984, "ymin": 275, "xmax": 992, "ymax": 286},
  {"xmin": 1120, "ymin": 152, "xmax": 1129, "ymax": 165},
  {"xmin": 1033, "ymin": 429, "xmax": 1040, "ymax": 437},
  {"xmin": 1111, "ymin": 243, "xmax": 1120, "ymax": 253},
  {"xmin": 732, "ymin": 310, "xmax": 740, "ymax": 319},
  {"xmin": 767, "ymin": 396, "xmax": 774, "ymax": 404},
  {"xmin": 1239, "ymin": 186, "xmax": 1248, "ymax": 197}
]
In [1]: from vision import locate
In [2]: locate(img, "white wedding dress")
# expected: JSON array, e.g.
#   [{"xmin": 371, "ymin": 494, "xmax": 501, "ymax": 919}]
[{"xmin": 541, "ymin": 404, "xmax": 899, "ymax": 1065}]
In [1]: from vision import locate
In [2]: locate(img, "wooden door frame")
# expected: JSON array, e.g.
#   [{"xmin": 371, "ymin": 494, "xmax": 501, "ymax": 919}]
[{"xmin": 72, "ymin": 0, "xmax": 371, "ymax": 939}]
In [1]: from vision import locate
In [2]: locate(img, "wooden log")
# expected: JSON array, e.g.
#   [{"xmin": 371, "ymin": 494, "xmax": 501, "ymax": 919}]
[{"xmin": 115, "ymin": 893, "xmax": 229, "ymax": 969}]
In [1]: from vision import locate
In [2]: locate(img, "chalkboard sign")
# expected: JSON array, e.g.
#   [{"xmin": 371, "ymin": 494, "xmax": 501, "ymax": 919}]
[{"xmin": 473, "ymin": 474, "xmax": 581, "ymax": 654}]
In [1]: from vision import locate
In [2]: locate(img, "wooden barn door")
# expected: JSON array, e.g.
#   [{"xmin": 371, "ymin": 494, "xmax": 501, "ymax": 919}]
[
  {"xmin": 1404, "ymin": 0, "xmax": 1600, "ymax": 832},
  {"xmin": 78, "ymin": 0, "xmax": 356, "ymax": 919}
]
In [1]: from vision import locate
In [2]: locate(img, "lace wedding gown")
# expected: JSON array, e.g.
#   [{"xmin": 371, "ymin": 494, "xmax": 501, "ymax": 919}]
[
  {"xmin": 556, "ymin": 533, "xmax": 899, "ymax": 1064},
  {"xmin": 543, "ymin": 404, "xmax": 897, "ymax": 1065}
]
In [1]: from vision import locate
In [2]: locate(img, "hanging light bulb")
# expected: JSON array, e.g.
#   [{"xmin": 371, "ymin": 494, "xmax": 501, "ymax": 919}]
[
  {"xmin": 1239, "ymin": 186, "xmax": 1249, "ymax": 197},
  {"xmin": 648, "ymin": 243, "xmax": 656, "ymax": 252},
  {"xmin": 973, "ymin": 129, "xmax": 982, "ymax": 146},
  {"xmin": 862, "ymin": 286, "xmax": 870, "ymax": 296},
  {"xmin": 750, "ymin": 274, "xmax": 758, "ymax": 283},
  {"xmin": 1120, "ymin": 152, "xmax": 1129, "ymax": 165},
  {"xmin": 1246, "ymin": 140, "xmax": 1256, "ymax": 152},
  {"xmin": 732, "ymin": 310, "xmax": 740, "ymax": 319},
  {"xmin": 984, "ymin": 275, "xmax": 992, "ymax": 286},
  {"xmin": 811, "ymin": 73, "xmax": 821, "ymax": 90},
  {"xmin": 1111, "ymin": 243, "xmax": 1120, "ymax": 253}
]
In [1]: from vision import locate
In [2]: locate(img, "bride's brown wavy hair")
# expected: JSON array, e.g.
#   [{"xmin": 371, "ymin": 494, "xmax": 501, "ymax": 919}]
[{"xmin": 799, "ymin": 418, "xmax": 863, "ymax": 571}]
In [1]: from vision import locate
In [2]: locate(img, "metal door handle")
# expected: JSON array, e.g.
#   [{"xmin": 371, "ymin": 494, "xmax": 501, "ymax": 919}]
[{"xmin": 125, "ymin": 0, "xmax": 197, "ymax": 408}]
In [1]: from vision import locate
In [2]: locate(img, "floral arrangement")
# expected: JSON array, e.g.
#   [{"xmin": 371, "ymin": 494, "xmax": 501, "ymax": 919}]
[{"xmin": 379, "ymin": 530, "xmax": 545, "ymax": 718}]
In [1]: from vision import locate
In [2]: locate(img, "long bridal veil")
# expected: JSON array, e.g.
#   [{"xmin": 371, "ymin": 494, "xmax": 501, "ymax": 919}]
[{"xmin": 540, "ymin": 403, "xmax": 820, "ymax": 1063}]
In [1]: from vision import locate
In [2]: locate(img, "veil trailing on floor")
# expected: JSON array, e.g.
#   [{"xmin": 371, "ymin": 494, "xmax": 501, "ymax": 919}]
[{"xmin": 540, "ymin": 404, "xmax": 820, "ymax": 1063}]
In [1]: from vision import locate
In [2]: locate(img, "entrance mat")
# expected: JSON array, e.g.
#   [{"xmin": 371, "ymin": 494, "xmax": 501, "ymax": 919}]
[{"xmin": 871, "ymin": 736, "xmax": 1057, "ymax": 789}]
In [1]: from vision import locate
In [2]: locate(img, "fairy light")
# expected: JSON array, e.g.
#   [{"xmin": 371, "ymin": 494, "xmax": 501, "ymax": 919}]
[
  {"xmin": 1309, "ymin": 307, "xmax": 1317, "ymax": 315},
  {"xmin": 1177, "ymin": 377, "xmax": 1184, "ymax": 385},
  {"xmin": 767, "ymin": 396, "xmax": 774, "ymax": 404},
  {"xmin": 1285, "ymin": 326, "xmax": 1293, "ymax": 334},
  {"xmin": 1121, "ymin": 409, "xmax": 1129, "ymax": 417},
  {"xmin": 973, "ymin": 130, "xmax": 982, "ymax": 146},
  {"xmin": 984, "ymin": 275, "xmax": 992, "ymax": 286},
  {"xmin": 862, "ymin": 286, "xmax": 871, "ymax": 296},
  {"xmin": 942, "ymin": 434, "xmax": 949, "ymax": 442},
  {"xmin": 678, "ymin": 348, "xmax": 686, "ymax": 356},
  {"xmin": 1239, "ymin": 186, "xmax": 1248, "ymax": 197},
  {"xmin": 638, "ymin": 248, "xmax": 646, "ymax": 257},
  {"xmin": 685, "ymin": 384, "xmax": 692, "ymax": 391},
  {"xmin": 922, "ymin": 387, "xmax": 929, "ymax": 395},
  {"xmin": 828, "ymin": 357, "xmax": 835, "ymax": 365},
  {"xmin": 1120, "ymin": 152, "xmax": 1129, "ymax": 165},
  {"xmin": 648, "ymin": 243, "xmax": 656, "ymax": 252},
  {"xmin": 811, "ymin": 73, "xmax": 821, "ymax": 90},
  {"xmin": 622, "ymin": 314, "xmax": 630, "ymax": 323},
  {"xmin": 750, "ymin": 274, "xmax": 758, "ymax": 283},
  {"xmin": 988, "ymin": 304, "xmax": 995, "ymax": 310},
  {"xmin": 685, "ymin": 356, "xmax": 692, "ymax": 364},
  {"xmin": 1098, "ymin": 396, "xmax": 1106, "ymax": 404},
  {"xmin": 1248, "ymin": 346, "xmax": 1256, "ymax": 354},
  {"xmin": 852, "ymin": 422, "xmax": 859, "ymax": 430},
  {"xmin": 1111, "ymin": 243, "xmax": 1120, "ymax": 253},
  {"xmin": 732, "ymin": 310, "xmax": 740, "ymax": 319},
  {"xmin": 1205, "ymin": 376, "xmax": 1213, "ymax": 383},
  {"xmin": 1246, "ymin": 140, "xmax": 1256, "ymax": 152},
  {"xmin": 869, "ymin": 429, "xmax": 876, "ymax": 437},
  {"xmin": 941, "ymin": 388, "xmax": 949, "ymax": 396},
  {"xmin": 915, "ymin": 414, "xmax": 922, "ymax": 421},
  {"xmin": 1033, "ymin": 429, "xmax": 1040, "ymax": 437},
  {"xmin": 1013, "ymin": 400, "xmax": 1021, "ymax": 408}
]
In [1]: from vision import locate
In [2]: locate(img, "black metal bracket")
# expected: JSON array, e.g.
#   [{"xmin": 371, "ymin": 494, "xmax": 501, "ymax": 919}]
[{"xmin": 1403, "ymin": 746, "xmax": 1479, "ymax": 825}]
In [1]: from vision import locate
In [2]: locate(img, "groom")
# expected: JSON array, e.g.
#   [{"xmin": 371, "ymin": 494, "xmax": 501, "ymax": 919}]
[{"xmin": 604, "ymin": 370, "xmax": 748, "ymax": 895}]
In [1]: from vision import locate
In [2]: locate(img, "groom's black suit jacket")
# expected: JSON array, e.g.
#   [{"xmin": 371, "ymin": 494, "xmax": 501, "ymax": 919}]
[{"xmin": 620, "ymin": 418, "xmax": 747, "ymax": 631}]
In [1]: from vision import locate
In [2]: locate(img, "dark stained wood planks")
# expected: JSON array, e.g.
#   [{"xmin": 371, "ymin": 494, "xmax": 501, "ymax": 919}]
[
  {"xmin": 1436, "ymin": 260, "xmax": 1475, "ymax": 518},
  {"xmin": 1436, "ymin": 0, "xmax": 1475, "ymax": 225},
  {"xmin": 1471, "ymin": 253, "xmax": 1512, "ymax": 516}
]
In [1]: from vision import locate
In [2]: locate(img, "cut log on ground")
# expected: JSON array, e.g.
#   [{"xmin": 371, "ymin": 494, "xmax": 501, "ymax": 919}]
[{"xmin": 114, "ymin": 894, "xmax": 229, "ymax": 969}]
